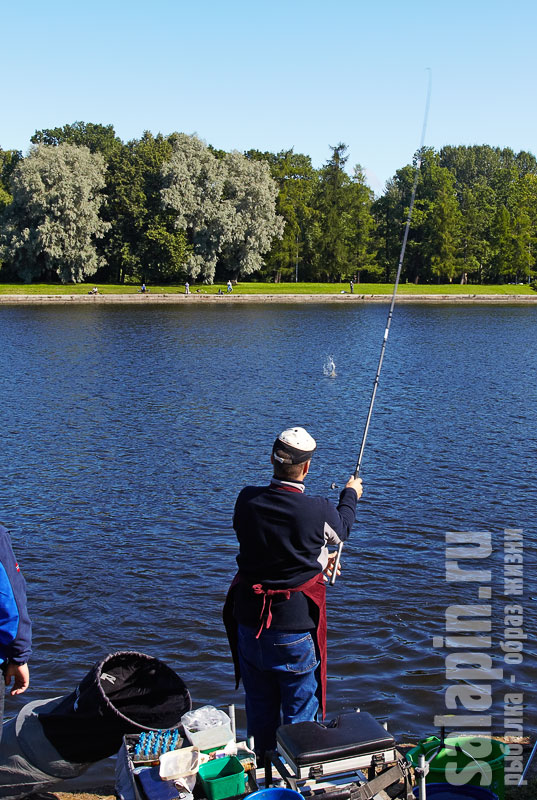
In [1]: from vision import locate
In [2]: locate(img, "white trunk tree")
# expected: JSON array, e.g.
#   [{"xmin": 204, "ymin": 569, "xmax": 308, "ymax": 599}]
[
  {"xmin": 161, "ymin": 135, "xmax": 283, "ymax": 282},
  {"xmin": 220, "ymin": 151, "xmax": 284, "ymax": 276},
  {"xmin": 0, "ymin": 143, "xmax": 109, "ymax": 283}
]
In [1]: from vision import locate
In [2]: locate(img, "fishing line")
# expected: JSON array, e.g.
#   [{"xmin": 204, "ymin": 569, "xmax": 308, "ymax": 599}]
[{"xmin": 330, "ymin": 69, "xmax": 432, "ymax": 586}]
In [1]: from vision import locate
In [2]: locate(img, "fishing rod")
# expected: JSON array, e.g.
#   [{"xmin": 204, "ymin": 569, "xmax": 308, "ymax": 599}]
[{"xmin": 330, "ymin": 71, "xmax": 432, "ymax": 586}]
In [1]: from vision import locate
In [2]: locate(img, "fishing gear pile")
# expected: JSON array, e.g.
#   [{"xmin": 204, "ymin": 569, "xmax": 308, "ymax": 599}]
[{"xmin": 0, "ymin": 650, "xmax": 191, "ymax": 800}]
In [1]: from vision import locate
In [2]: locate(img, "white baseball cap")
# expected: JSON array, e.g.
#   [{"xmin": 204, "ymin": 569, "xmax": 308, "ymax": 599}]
[{"xmin": 272, "ymin": 427, "xmax": 317, "ymax": 464}]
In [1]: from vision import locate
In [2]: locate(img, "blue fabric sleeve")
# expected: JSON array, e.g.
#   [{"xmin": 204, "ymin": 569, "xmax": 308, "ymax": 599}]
[{"xmin": 0, "ymin": 526, "xmax": 32, "ymax": 665}]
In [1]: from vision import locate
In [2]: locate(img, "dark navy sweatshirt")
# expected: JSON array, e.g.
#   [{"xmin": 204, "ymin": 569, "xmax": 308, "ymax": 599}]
[{"xmin": 232, "ymin": 479, "xmax": 357, "ymax": 630}]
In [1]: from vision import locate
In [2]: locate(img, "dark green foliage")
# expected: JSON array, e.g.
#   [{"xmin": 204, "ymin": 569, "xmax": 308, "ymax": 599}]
[
  {"xmin": 3, "ymin": 124, "xmax": 537, "ymax": 284},
  {"xmin": 302, "ymin": 144, "xmax": 377, "ymax": 282},
  {"xmin": 312, "ymin": 143, "xmax": 352, "ymax": 280},
  {"xmin": 413, "ymin": 148, "xmax": 462, "ymax": 282},
  {"xmin": 0, "ymin": 149, "xmax": 22, "ymax": 220},
  {"xmin": 103, "ymin": 131, "xmax": 189, "ymax": 283},
  {"xmin": 245, "ymin": 148, "xmax": 318, "ymax": 281},
  {"xmin": 373, "ymin": 144, "xmax": 537, "ymax": 284},
  {"xmin": 31, "ymin": 122, "xmax": 122, "ymax": 160},
  {"xmin": 347, "ymin": 164, "xmax": 379, "ymax": 282}
]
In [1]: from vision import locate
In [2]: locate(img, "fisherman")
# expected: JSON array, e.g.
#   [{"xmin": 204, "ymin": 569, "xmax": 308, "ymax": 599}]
[
  {"xmin": 224, "ymin": 427, "xmax": 362, "ymax": 756},
  {"xmin": 0, "ymin": 523, "xmax": 32, "ymax": 743}
]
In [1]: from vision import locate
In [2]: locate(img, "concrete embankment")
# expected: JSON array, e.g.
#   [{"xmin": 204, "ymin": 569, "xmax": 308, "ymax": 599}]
[{"xmin": 1, "ymin": 293, "xmax": 537, "ymax": 305}]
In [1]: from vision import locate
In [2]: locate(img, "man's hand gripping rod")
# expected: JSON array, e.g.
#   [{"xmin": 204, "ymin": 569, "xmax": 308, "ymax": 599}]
[{"xmin": 330, "ymin": 71, "xmax": 432, "ymax": 587}]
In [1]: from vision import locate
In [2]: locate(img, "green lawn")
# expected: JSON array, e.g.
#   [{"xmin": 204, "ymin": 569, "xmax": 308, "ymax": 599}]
[{"xmin": 0, "ymin": 282, "xmax": 534, "ymax": 295}]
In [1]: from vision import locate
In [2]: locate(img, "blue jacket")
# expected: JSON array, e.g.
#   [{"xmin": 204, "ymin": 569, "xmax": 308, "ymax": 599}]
[{"xmin": 0, "ymin": 524, "xmax": 32, "ymax": 665}]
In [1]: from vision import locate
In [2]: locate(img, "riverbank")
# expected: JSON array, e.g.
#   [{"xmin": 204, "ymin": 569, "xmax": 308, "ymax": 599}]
[{"xmin": 1, "ymin": 292, "xmax": 537, "ymax": 305}]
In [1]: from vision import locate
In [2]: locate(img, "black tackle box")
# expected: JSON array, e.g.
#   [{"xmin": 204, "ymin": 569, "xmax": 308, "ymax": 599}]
[{"xmin": 276, "ymin": 711, "xmax": 396, "ymax": 779}]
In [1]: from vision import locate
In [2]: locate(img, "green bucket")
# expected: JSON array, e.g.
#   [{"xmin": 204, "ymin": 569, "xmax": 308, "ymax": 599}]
[
  {"xmin": 197, "ymin": 755, "xmax": 246, "ymax": 800},
  {"xmin": 406, "ymin": 737, "xmax": 508, "ymax": 800}
]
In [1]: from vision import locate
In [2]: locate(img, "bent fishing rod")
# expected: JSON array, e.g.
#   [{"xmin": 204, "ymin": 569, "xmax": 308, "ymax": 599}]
[{"xmin": 330, "ymin": 71, "xmax": 432, "ymax": 586}]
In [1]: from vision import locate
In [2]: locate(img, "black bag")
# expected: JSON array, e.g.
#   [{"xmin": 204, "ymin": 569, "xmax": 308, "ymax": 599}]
[{"xmin": 38, "ymin": 651, "xmax": 191, "ymax": 762}]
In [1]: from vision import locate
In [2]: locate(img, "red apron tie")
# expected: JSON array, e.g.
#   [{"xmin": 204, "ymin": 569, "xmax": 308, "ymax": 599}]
[{"xmin": 252, "ymin": 585, "xmax": 291, "ymax": 638}]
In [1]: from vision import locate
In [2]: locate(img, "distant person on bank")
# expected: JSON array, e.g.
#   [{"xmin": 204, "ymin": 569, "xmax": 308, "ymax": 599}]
[
  {"xmin": 224, "ymin": 427, "xmax": 362, "ymax": 755},
  {"xmin": 227, "ymin": 280, "xmax": 233, "ymax": 293},
  {"xmin": 0, "ymin": 523, "xmax": 32, "ymax": 742}
]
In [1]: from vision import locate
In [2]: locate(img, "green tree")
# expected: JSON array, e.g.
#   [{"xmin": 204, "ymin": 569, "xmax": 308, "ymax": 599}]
[
  {"xmin": 104, "ymin": 131, "xmax": 189, "ymax": 283},
  {"xmin": 312, "ymin": 143, "xmax": 353, "ymax": 280},
  {"xmin": 245, "ymin": 149, "xmax": 317, "ymax": 280},
  {"xmin": 161, "ymin": 134, "xmax": 228, "ymax": 282},
  {"xmin": 419, "ymin": 154, "xmax": 462, "ymax": 282},
  {"xmin": 31, "ymin": 121, "xmax": 122, "ymax": 160},
  {"xmin": 438, "ymin": 144, "xmax": 537, "ymax": 282},
  {"xmin": 0, "ymin": 149, "xmax": 22, "ymax": 210},
  {"xmin": 217, "ymin": 150, "xmax": 284, "ymax": 279},
  {"xmin": 377, "ymin": 149, "xmax": 462, "ymax": 284},
  {"xmin": 510, "ymin": 207, "xmax": 532, "ymax": 283},
  {"xmin": 489, "ymin": 205, "xmax": 512, "ymax": 282},
  {"xmin": 0, "ymin": 149, "xmax": 23, "ymax": 278},
  {"xmin": 0, "ymin": 143, "xmax": 108, "ymax": 283},
  {"xmin": 0, "ymin": 184, "xmax": 10, "ymax": 217},
  {"xmin": 162, "ymin": 135, "xmax": 283, "ymax": 282},
  {"xmin": 439, "ymin": 145, "xmax": 506, "ymax": 192},
  {"xmin": 347, "ymin": 165, "xmax": 377, "ymax": 281},
  {"xmin": 457, "ymin": 182, "xmax": 494, "ymax": 282},
  {"xmin": 439, "ymin": 145, "xmax": 503, "ymax": 282},
  {"xmin": 372, "ymin": 168, "xmax": 412, "ymax": 282},
  {"xmin": 506, "ymin": 175, "xmax": 535, "ymax": 283},
  {"xmin": 518, "ymin": 173, "xmax": 537, "ymax": 281},
  {"xmin": 515, "ymin": 150, "xmax": 537, "ymax": 177},
  {"xmin": 373, "ymin": 160, "xmax": 422, "ymax": 283}
]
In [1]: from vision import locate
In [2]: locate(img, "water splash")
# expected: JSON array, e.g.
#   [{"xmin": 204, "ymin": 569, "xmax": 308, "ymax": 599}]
[{"xmin": 323, "ymin": 355, "xmax": 336, "ymax": 378}]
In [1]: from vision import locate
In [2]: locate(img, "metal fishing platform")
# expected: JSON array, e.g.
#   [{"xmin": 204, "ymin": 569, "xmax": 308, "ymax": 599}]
[{"xmin": 116, "ymin": 710, "xmax": 414, "ymax": 800}]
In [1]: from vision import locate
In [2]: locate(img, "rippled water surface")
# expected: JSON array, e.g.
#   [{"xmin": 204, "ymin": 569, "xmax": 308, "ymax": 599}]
[{"xmin": 1, "ymin": 302, "xmax": 535, "ymax": 739}]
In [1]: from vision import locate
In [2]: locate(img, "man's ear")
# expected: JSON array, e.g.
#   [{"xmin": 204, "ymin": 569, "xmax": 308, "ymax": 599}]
[{"xmin": 302, "ymin": 460, "xmax": 310, "ymax": 478}]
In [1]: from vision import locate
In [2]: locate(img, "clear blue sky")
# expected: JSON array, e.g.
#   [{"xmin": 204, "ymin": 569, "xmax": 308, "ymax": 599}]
[{"xmin": 3, "ymin": 0, "xmax": 536, "ymax": 195}]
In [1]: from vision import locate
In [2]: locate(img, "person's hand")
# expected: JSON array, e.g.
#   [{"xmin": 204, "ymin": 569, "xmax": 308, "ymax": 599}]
[
  {"xmin": 323, "ymin": 551, "xmax": 342, "ymax": 582},
  {"xmin": 5, "ymin": 662, "xmax": 30, "ymax": 695},
  {"xmin": 345, "ymin": 476, "xmax": 363, "ymax": 499}
]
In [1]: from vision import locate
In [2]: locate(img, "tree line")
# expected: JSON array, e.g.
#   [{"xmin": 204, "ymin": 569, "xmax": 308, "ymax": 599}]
[{"xmin": 1, "ymin": 121, "xmax": 536, "ymax": 285}]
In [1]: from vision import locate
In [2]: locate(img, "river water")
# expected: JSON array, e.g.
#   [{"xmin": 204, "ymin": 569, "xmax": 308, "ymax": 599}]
[{"xmin": 0, "ymin": 302, "xmax": 535, "ymax": 741}]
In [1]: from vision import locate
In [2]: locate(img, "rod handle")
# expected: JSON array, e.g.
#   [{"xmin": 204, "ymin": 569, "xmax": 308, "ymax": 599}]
[
  {"xmin": 330, "ymin": 468, "xmax": 360, "ymax": 586},
  {"xmin": 329, "ymin": 541, "xmax": 344, "ymax": 586}
]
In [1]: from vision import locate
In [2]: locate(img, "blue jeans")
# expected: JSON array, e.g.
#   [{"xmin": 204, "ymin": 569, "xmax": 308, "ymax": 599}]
[{"xmin": 237, "ymin": 624, "xmax": 320, "ymax": 755}]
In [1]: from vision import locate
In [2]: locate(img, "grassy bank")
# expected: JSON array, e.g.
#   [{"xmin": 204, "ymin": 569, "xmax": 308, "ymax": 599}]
[{"xmin": 0, "ymin": 282, "xmax": 534, "ymax": 296}]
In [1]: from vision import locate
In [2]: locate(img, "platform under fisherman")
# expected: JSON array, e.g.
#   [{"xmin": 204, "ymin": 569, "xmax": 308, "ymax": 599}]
[{"xmin": 224, "ymin": 426, "xmax": 362, "ymax": 756}]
